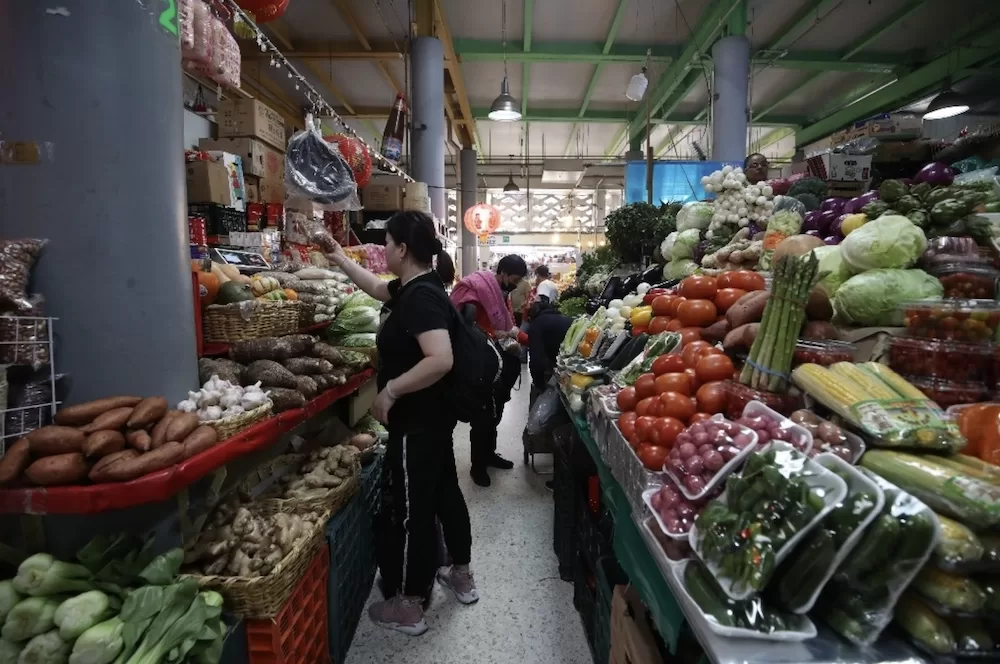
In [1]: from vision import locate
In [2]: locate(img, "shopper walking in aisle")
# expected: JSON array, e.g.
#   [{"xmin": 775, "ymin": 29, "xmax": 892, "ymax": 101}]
[
  {"xmin": 526, "ymin": 298, "xmax": 573, "ymax": 394},
  {"xmin": 450, "ymin": 255, "xmax": 527, "ymax": 487},
  {"xmin": 327, "ymin": 211, "xmax": 477, "ymax": 636}
]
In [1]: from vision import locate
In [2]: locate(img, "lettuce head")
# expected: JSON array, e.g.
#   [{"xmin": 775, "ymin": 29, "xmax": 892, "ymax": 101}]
[
  {"xmin": 811, "ymin": 245, "xmax": 855, "ymax": 297},
  {"xmin": 676, "ymin": 202, "xmax": 714, "ymax": 232},
  {"xmin": 671, "ymin": 228, "xmax": 702, "ymax": 261},
  {"xmin": 833, "ymin": 268, "xmax": 942, "ymax": 327},
  {"xmin": 839, "ymin": 214, "xmax": 926, "ymax": 272}
]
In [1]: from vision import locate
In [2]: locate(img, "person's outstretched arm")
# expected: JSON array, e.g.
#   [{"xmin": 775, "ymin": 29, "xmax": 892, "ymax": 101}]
[{"xmin": 327, "ymin": 241, "xmax": 391, "ymax": 302}]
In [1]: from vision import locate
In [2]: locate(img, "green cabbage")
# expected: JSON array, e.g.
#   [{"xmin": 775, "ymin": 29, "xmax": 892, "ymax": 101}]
[
  {"xmin": 671, "ymin": 229, "xmax": 701, "ymax": 261},
  {"xmin": 676, "ymin": 202, "xmax": 713, "ymax": 232},
  {"xmin": 839, "ymin": 215, "xmax": 927, "ymax": 271},
  {"xmin": 664, "ymin": 259, "xmax": 698, "ymax": 280},
  {"xmin": 833, "ymin": 269, "xmax": 942, "ymax": 327},
  {"xmin": 338, "ymin": 291, "xmax": 379, "ymax": 311},
  {"xmin": 330, "ymin": 333, "xmax": 376, "ymax": 347},
  {"xmin": 327, "ymin": 306, "xmax": 379, "ymax": 336},
  {"xmin": 811, "ymin": 245, "xmax": 854, "ymax": 297}
]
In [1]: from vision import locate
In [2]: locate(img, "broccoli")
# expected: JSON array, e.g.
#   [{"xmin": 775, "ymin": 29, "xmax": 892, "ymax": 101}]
[
  {"xmin": 793, "ymin": 193, "xmax": 820, "ymax": 211},
  {"xmin": 787, "ymin": 177, "xmax": 828, "ymax": 199}
]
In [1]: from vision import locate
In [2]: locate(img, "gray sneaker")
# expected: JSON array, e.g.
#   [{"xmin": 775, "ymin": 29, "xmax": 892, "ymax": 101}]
[
  {"xmin": 437, "ymin": 566, "xmax": 480, "ymax": 605},
  {"xmin": 368, "ymin": 596, "xmax": 428, "ymax": 636}
]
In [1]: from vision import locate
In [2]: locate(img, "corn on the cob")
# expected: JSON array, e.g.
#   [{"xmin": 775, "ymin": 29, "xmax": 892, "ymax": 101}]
[
  {"xmin": 829, "ymin": 362, "xmax": 900, "ymax": 400},
  {"xmin": 791, "ymin": 364, "xmax": 863, "ymax": 425},
  {"xmin": 859, "ymin": 363, "xmax": 928, "ymax": 401}
]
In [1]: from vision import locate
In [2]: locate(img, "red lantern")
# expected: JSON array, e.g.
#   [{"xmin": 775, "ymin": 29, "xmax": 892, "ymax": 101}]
[
  {"xmin": 464, "ymin": 204, "xmax": 501, "ymax": 236},
  {"xmin": 237, "ymin": 0, "xmax": 290, "ymax": 23},
  {"xmin": 324, "ymin": 133, "xmax": 373, "ymax": 188}
]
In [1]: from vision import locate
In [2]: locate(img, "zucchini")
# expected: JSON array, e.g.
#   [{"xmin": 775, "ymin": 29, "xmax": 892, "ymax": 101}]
[
  {"xmin": 931, "ymin": 456, "xmax": 1000, "ymax": 487},
  {"xmin": 822, "ymin": 604, "xmax": 869, "ymax": 644},
  {"xmin": 933, "ymin": 513, "xmax": 984, "ymax": 568},
  {"xmin": 912, "ymin": 567, "xmax": 987, "ymax": 613},
  {"xmin": 981, "ymin": 533, "xmax": 1000, "ymax": 564},
  {"xmin": 947, "ymin": 455, "xmax": 1000, "ymax": 482},
  {"xmin": 949, "ymin": 616, "xmax": 993, "ymax": 652},
  {"xmin": 608, "ymin": 335, "xmax": 641, "ymax": 371},
  {"xmin": 844, "ymin": 513, "xmax": 900, "ymax": 578},
  {"xmin": 684, "ymin": 562, "xmax": 735, "ymax": 627},
  {"xmin": 895, "ymin": 591, "xmax": 955, "ymax": 655}
]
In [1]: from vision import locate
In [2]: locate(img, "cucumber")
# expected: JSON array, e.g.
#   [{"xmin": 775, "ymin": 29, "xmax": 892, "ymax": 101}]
[
  {"xmin": 822, "ymin": 604, "xmax": 869, "ymax": 644},
  {"xmin": 828, "ymin": 492, "xmax": 878, "ymax": 548},
  {"xmin": 895, "ymin": 591, "xmax": 955, "ymax": 655},
  {"xmin": 950, "ymin": 616, "xmax": 994, "ymax": 652},
  {"xmin": 934, "ymin": 513, "xmax": 984, "ymax": 568},
  {"xmin": 777, "ymin": 529, "xmax": 836, "ymax": 609},
  {"xmin": 844, "ymin": 513, "xmax": 900, "ymax": 579},
  {"xmin": 608, "ymin": 336, "xmax": 641, "ymax": 371},
  {"xmin": 892, "ymin": 512, "xmax": 937, "ymax": 565},
  {"xmin": 684, "ymin": 562, "xmax": 735, "ymax": 627}
]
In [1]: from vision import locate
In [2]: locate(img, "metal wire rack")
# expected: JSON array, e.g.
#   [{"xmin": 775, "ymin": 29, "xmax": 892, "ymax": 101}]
[{"xmin": 0, "ymin": 316, "xmax": 59, "ymax": 456}]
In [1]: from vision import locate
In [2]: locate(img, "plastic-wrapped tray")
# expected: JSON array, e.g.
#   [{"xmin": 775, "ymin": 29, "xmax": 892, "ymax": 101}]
[
  {"xmin": 738, "ymin": 400, "xmax": 813, "ymax": 454},
  {"xmin": 642, "ymin": 484, "xmax": 715, "ymax": 540},
  {"xmin": 671, "ymin": 560, "xmax": 817, "ymax": 642},
  {"xmin": 663, "ymin": 415, "xmax": 759, "ymax": 501},
  {"xmin": 775, "ymin": 453, "xmax": 885, "ymax": 614},
  {"xmin": 638, "ymin": 516, "xmax": 692, "ymax": 571},
  {"xmin": 792, "ymin": 410, "xmax": 866, "ymax": 464},
  {"xmin": 689, "ymin": 442, "xmax": 848, "ymax": 600}
]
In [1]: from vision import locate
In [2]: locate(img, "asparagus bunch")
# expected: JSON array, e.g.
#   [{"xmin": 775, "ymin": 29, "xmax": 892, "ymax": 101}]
[{"xmin": 739, "ymin": 252, "xmax": 819, "ymax": 392}]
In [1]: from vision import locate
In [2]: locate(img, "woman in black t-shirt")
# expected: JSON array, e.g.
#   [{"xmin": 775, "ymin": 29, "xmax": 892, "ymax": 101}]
[{"xmin": 328, "ymin": 211, "xmax": 475, "ymax": 637}]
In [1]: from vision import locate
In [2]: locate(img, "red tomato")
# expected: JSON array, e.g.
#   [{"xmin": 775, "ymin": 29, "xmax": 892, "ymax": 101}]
[
  {"xmin": 696, "ymin": 381, "xmax": 727, "ymax": 414},
  {"xmin": 682, "ymin": 341, "xmax": 713, "ymax": 368},
  {"xmin": 666, "ymin": 318, "xmax": 684, "ymax": 332},
  {"xmin": 689, "ymin": 412, "xmax": 713, "ymax": 424},
  {"xmin": 684, "ymin": 367, "xmax": 701, "ymax": 392},
  {"xmin": 695, "ymin": 354, "xmax": 736, "ymax": 384},
  {"xmin": 653, "ymin": 417, "xmax": 685, "ymax": 447},
  {"xmin": 677, "ymin": 299, "xmax": 718, "ymax": 328},
  {"xmin": 651, "ymin": 295, "xmax": 673, "ymax": 317},
  {"xmin": 714, "ymin": 288, "xmax": 748, "ymax": 313},
  {"xmin": 679, "ymin": 275, "xmax": 718, "ymax": 300},
  {"xmin": 634, "ymin": 373, "xmax": 657, "ymax": 400},
  {"xmin": 659, "ymin": 392, "xmax": 696, "ymax": 423},
  {"xmin": 696, "ymin": 345, "xmax": 724, "ymax": 363},
  {"xmin": 618, "ymin": 412, "xmax": 638, "ymax": 439},
  {"xmin": 677, "ymin": 327, "xmax": 703, "ymax": 346},
  {"xmin": 652, "ymin": 354, "xmax": 686, "ymax": 375},
  {"xmin": 637, "ymin": 444, "xmax": 671, "ymax": 470},
  {"xmin": 632, "ymin": 325, "xmax": 648, "ymax": 337},
  {"xmin": 616, "ymin": 386, "xmax": 638, "ymax": 412},
  {"xmin": 635, "ymin": 416, "xmax": 657, "ymax": 443},
  {"xmin": 655, "ymin": 372, "xmax": 692, "ymax": 396},
  {"xmin": 726, "ymin": 270, "xmax": 766, "ymax": 292},
  {"xmin": 635, "ymin": 397, "xmax": 658, "ymax": 417},
  {"xmin": 649, "ymin": 397, "xmax": 665, "ymax": 418},
  {"xmin": 648, "ymin": 316, "xmax": 670, "ymax": 335},
  {"xmin": 666, "ymin": 296, "xmax": 686, "ymax": 317}
]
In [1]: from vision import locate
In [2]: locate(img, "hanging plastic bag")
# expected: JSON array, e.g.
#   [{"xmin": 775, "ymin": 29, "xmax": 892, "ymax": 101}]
[
  {"xmin": 285, "ymin": 115, "xmax": 362, "ymax": 211},
  {"xmin": 525, "ymin": 386, "xmax": 568, "ymax": 437}
]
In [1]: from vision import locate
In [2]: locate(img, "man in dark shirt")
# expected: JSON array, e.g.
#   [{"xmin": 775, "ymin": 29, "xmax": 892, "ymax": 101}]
[{"xmin": 527, "ymin": 300, "xmax": 573, "ymax": 391}]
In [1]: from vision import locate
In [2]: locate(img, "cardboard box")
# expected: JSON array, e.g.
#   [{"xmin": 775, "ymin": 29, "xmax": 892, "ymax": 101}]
[
  {"xmin": 610, "ymin": 587, "xmax": 665, "ymax": 664},
  {"xmin": 873, "ymin": 140, "xmax": 933, "ymax": 163},
  {"xmin": 244, "ymin": 175, "xmax": 260, "ymax": 204},
  {"xmin": 827, "ymin": 180, "xmax": 870, "ymax": 199},
  {"xmin": 198, "ymin": 151, "xmax": 247, "ymax": 210},
  {"xmin": 217, "ymin": 98, "xmax": 286, "ymax": 151},
  {"xmin": 257, "ymin": 177, "xmax": 286, "ymax": 204},
  {"xmin": 806, "ymin": 151, "xmax": 872, "ymax": 182},
  {"xmin": 403, "ymin": 194, "xmax": 432, "ymax": 214},
  {"xmin": 363, "ymin": 183, "xmax": 404, "ymax": 211},
  {"xmin": 863, "ymin": 113, "xmax": 922, "ymax": 141},
  {"xmin": 186, "ymin": 160, "xmax": 231, "ymax": 206},
  {"xmin": 198, "ymin": 136, "xmax": 285, "ymax": 179}
]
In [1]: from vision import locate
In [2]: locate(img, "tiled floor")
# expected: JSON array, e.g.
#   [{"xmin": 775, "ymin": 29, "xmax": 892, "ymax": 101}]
[{"xmin": 346, "ymin": 375, "xmax": 593, "ymax": 664}]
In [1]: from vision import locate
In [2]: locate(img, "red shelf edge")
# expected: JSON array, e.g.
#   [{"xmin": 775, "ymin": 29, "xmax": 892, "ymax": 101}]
[{"xmin": 0, "ymin": 369, "xmax": 375, "ymax": 515}]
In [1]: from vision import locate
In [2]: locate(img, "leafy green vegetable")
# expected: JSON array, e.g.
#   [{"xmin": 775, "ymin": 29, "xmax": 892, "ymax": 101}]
[
  {"xmin": 70, "ymin": 617, "xmax": 124, "ymax": 664},
  {"xmin": 879, "ymin": 179, "xmax": 908, "ymax": 203},
  {"xmin": 671, "ymin": 229, "xmax": 701, "ymax": 261},
  {"xmin": 329, "ymin": 333, "xmax": 376, "ymax": 347},
  {"xmin": 605, "ymin": 202, "xmax": 673, "ymax": 263},
  {"xmin": 18, "ymin": 630, "xmax": 69, "ymax": 664},
  {"xmin": 54, "ymin": 592, "xmax": 111, "ymax": 641},
  {"xmin": 811, "ymin": 245, "xmax": 854, "ymax": 297},
  {"xmin": 861, "ymin": 201, "xmax": 890, "ymax": 218},
  {"xmin": 576, "ymin": 245, "xmax": 619, "ymax": 287},
  {"xmin": 894, "ymin": 195, "xmax": 921, "ymax": 214},
  {"xmin": 2, "ymin": 597, "xmax": 60, "ymax": 642},
  {"xmin": 327, "ymin": 307, "xmax": 379, "ymax": 337},
  {"xmin": 556, "ymin": 296, "xmax": 586, "ymax": 318},
  {"xmin": 788, "ymin": 177, "xmax": 828, "ymax": 199},
  {"xmin": 338, "ymin": 291, "xmax": 379, "ymax": 312},
  {"xmin": 13, "ymin": 554, "xmax": 91, "ymax": 597},
  {"xmin": 833, "ymin": 269, "xmax": 943, "ymax": 326},
  {"xmin": 676, "ymin": 201, "xmax": 713, "ymax": 232},
  {"xmin": 124, "ymin": 590, "xmax": 222, "ymax": 664},
  {"xmin": 0, "ymin": 583, "xmax": 20, "ymax": 627},
  {"xmin": 664, "ymin": 258, "xmax": 698, "ymax": 280},
  {"xmin": 840, "ymin": 215, "xmax": 927, "ymax": 271},
  {"xmin": 793, "ymin": 192, "xmax": 820, "ymax": 211}
]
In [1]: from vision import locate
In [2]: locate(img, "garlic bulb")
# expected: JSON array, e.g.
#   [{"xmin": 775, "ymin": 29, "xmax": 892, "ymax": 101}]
[
  {"xmin": 200, "ymin": 390, "xmax": 222, "ymax": 407},
  {"xmin": 223, "ymin": 405, "xmax": 245, "ymax": 417},
  {"xmin": 220, "ymin": 391, "xmax": 242, "ymax": 409},
  {"xmin": 178, "ymin": 399, "xmax": 198, "ymax": 413}
]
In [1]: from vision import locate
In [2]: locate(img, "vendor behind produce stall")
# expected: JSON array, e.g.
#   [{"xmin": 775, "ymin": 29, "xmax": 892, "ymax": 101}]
[{"xmin": 744, "ymin": 152, "xmax": 769, "ymax": 185}]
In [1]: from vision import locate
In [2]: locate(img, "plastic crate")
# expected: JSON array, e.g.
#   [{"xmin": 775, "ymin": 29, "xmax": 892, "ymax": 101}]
[
  {"xmin": 552, "ymin": 442, "xmax": 577, "ymax": 581},
  {"xmin": 572, "ymin": 553, "xmax": 598, "ymax": 661},
  {"xmin": 246, "ymin": 546, "xmax": 329, "ymax": 664},
  {"xmin": 326, "ymin": 496, "xmax": 374, "ymax": 663},
  {"xmin": 577, "ymin": 500, "xmax": 612, "ymax": 575},
  {"xmin": 189, "ymin": 202, "xmax": 248, "ymax": 235},
  {"xmin": 595, "ymin": 556, "xmax": 628, "ymax": 664},
  {"xmin": 359, "ymin": 448, "xmax": 384, "ymax": 580}
]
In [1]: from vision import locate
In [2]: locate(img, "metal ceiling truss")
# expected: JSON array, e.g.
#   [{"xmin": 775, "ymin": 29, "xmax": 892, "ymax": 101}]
[{"xmin": 472, "ymin": 107, "xmax": 802, "ymax": 126}]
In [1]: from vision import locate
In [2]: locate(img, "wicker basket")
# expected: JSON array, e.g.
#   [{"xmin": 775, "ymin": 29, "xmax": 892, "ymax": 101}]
[
  {"xmin": 203, "ymin": 301, "xmax": 302, "ymax": 343},
  {"xmin": 186, "ymin": 506, "xmax": 331, "ymax": 619},
  {"xmin": 205, "ymin": 401, "xmax": 273, "ymax": 440},
  {"xmin": 256, "ymin": 457, "xmax": 361, "ymax": 517},
  {"xmin": 297, "ymin": 302, "xmax": 317, "ymax": 328}
]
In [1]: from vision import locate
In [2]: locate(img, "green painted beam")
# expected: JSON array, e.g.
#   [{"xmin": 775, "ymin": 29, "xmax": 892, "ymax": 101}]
[
  {"xmin": 473, "ymin": 107, "xmax": 803, "ymax": 125},
  {"xmin": 627, "ymin": 0, "xmax": 738, "ymax": 142},
  {"xmin": 796, "ymin": 26, "xmax": 1000, "ymax": 147},
  {"xmin": 455, "ymin": 39, "xmax": 673, "ymax": 63},
  {"xmin": 727, "ymin": 0, "xmax": 746, "ymax": 36},
  {"xmin": 750, "ymin": 127, "xmax": 795, "ymax": 154},
  {"xmin": 605, "ymin": 125, "xmax": 628, "ymax": 157},
  {"xmin": 752, "ymin": 51, "xmax": 903, "ymax": 73},
  {"xmin": 806, "ymin": 75, "xmax": 897, "ymax": 123},
  {"xmin": 768, "ymin": 0, "xmax": 843, "ymax": 49},
  {"xmin": 842, "ymin": 0, "xmax": 926, "ymax": 60},
  {"xmin": 522, "ymin": 0, "xmax": 533, "ymax": 119}
]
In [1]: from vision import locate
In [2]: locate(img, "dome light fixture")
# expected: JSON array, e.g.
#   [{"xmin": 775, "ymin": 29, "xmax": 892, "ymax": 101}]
[
  {"xmin": 923, "ymin": 87, "xmax": 970, "ymax": 120},
  {"xmin": 503, "ymin": 171, "xmax": 520, "ymax": 192},
  {"xmin": 488, "ymin": 0, "xmax": 522, "ymax": 122}
]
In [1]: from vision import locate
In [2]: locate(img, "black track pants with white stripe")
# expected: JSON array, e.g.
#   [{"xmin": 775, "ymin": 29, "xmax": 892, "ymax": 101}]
[{"xmin": 377, "ymin": 429, "xmax": 472, "ymax": 599}]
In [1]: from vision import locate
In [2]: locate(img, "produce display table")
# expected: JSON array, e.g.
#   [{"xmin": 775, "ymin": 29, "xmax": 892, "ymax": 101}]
[
  {"xmin": 562, "ymin": 401, "xmax": 931, "ymax": 664},
  {"xmin": 0, "ymin": 369, "xmax": 374, "ymax": 514}
]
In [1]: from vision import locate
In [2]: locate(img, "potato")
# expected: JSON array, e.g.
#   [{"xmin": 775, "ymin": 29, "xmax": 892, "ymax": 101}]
[
  {"xmin": 127, "ymin": 397, "xmax": 168, "ymax": 429},
  {"xmin": 165, "ymin": 412, "xmax": 200, "ymax": 443},
  {"xmin": 90, "ymin": 449, "xmax": 139, "ymax": 478},
  {"xmin": 24, "ymin": 453, "xmax": 89, "ymax": 486},
  {"xmin": 725, "ymin": 291, "xmax": 769, "ymax": 329},
  {"xmin": 28, "ymin": 426, "xmax": 87, "ymax": 456},
  {"xmin": 126, "ymin": 429, "xmax": 152, "ymax": 452},
  {"xmin": 806, "ymin": 288, "xmax": 834, "ymax": 321},
  {"xmin": 0, "ymin": 439, "xmax": 31, "ymax": 486},
  {"xmin": 90, "ymin": 442, "xmax": 184, "ymax": 483},
  {"xmin": 180, "ymin": 426, "xmax": 219, "ymax": 459},
  {"xmin": 83, "ymin": 430, "xmax": 126, "ymax": 459},
  {"xmin": 701, "ymin": 319, "xmax": 730, "ymax": 344},
  {"xmin": 54, "ymin": 396, "xmax": 142, "ymax": 427},
  {"xmin": 80, "ymin": 407, "xmax": 134, "ymax": 434},
  {"xmin": 349, "ymin": 433, "xmax": 376, "ymax": 450},
  {"xmin": 151, "ymin": 411, "xmax": 181, "ymax": 449}
]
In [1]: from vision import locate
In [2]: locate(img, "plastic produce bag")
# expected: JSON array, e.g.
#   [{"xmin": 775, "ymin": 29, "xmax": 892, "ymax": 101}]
[
  {"xmin": 285, "ymin": 115, "xmax": 361, "ymax": 211},
  {"xmin": 525, "ymin": 386, "xmax": 567, "ymax": 437}
]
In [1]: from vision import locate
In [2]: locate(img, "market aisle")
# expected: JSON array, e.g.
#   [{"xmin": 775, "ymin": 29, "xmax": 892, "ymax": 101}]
[{"xmin": 347, "ymin": 374, "xmax": 593, "ymax": 664}]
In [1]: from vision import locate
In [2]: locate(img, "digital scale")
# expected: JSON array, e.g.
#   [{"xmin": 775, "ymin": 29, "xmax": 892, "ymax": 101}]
[{"xmin": 210, "ymin": 247, "xmax": 271, "ymax": 274}]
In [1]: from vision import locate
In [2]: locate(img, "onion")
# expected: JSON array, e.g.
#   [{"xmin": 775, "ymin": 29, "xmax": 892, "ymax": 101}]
[
  {"xmin": 661, "ymin": 486, "xmax": 680, "ymax": 507},
  {"xmin": 678, "ymin": 442, "xmax": 697, "ymax": 459},
  {"xmin": 685, "ymin": 455, "xmax": 705, "ymax": 475},
  {"xmin": 663, "ymin": 514, "xmax": 680, "ymax": 533},
  {"xmin": 703, "ymin": 450, "xmax": 724, "ymax": 471},
  {"xmin": 721, "ymin": 421, "xmax": 742, "ymax": 436},
  {"xmin": 698, "ymin": 443, "xmax": 713, "ymax": 455},
  {"xmin": 693, "ymin": 431, "xmax": 710, "ymax": 446},
  {"xmin": 688, "ymin": 422, "xmax": 707, "ymax": 436},
  {"xmin": 675, "ymin": 432, "xmax": 693, "ymax": 447},
  {"xmin": 915, "ymin": 161, "xmax": 955, "ymax": 186},
  {"xmin": 712, "ymin": 429, "xmax": 731, "ymax": 445},
  {"xmin": 675, "ymin": 502, "xmax": 695, "ymax": 519},
  {"xmin": 756, "ymin": 429, "xmax": 771, "ymax": 445},
  {"xmin": 651, "ymin": 491, "xmax": 663, "ymax": 510},
  {"xmin": 684, "ymin": 475, "xmax": 706, "ymax": 495},
  {"xmin": 719, "ymin": 445, "xmax": 738, "ymax": 461},
  {"xmin": 733, "ymin": 432, "xmax": 753, "ymax": 449}
]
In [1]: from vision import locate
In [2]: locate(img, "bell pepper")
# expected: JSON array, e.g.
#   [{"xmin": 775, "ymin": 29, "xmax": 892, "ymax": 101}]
[
  {"xmin": 631, "ymin": 325, "xmax": 648, "ymax": 337},
  {"xmin": 570, "ymin": 373, "xmax": 595, "ymax": 390},
  {"xmin": 841, "ymin": 213, "xmax": 868, "ymax": 236},
  {"xmin": 630, "ymin": 306, "xmax": 653, "ymax": 328}
]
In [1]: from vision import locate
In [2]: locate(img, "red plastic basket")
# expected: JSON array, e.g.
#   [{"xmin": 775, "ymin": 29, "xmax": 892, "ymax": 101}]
[{"xmin": 246, "ymin": 545, "xmax": 331, "ymax": 664}]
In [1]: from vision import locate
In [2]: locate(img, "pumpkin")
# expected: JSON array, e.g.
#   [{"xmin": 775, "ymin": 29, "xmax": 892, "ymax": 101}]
[
  {"xmin": 250, "ymin": 276, "xmax": 281, "ymax": 296},
  {"xmin": 216, "ymin": 282, "xmax": 255, "ymax": 305},
  {"xmin": 192, "ymin": 259, "xmax": 220, "ymax": 306},
  {"xmin": 283, "ymin": 288, "xmax": 298, "ymax": 301},
  {"xmin": 218, "ymin": 264, "xmax": 241, "ymax": 283},
  {"xmin": 209, "ymin": 261, "xmax": 231, "ymax": 284}
]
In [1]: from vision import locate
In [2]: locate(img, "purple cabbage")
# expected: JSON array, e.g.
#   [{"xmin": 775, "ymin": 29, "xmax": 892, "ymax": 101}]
[
  {"xmin": 747, "ymin": 221, "xmax": 763, "ymax": 238},
  {"xmin": 914, "ymin": 162, "xmax": 955, "ymax": 186},
  {"xmin": 821, "ymin": 197, "xmax": 846, "ymax": 215},
  {"xmin": 802, "ymin": 211, "xmax": 822, "ymax": 233},
  {"xmin": 818, "ymin": 210, "xmax": 838, "ymax": 235},
  {"xmin": 693, "ymin": 239, "xmax": 710, "ymax": 265},
  {"xmin": 823, "ymin": 235, "xmax": 840, "ymax": 245}
]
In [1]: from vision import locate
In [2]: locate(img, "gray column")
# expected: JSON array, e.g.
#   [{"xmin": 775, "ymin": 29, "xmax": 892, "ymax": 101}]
[
  {"xmin": 459, "ymin": 149, "xmax": 478, "ymax": 277},
  {"xmin": 0, "ymin": 1, "xmax": 197, "ymax": 404},
  {"xmin": 711, "ymin": 35, "xmax": 751, "ymax": 162},
  {"xmin": 410, "ymin": 37, "xmax": 446, "ymax": 222}
]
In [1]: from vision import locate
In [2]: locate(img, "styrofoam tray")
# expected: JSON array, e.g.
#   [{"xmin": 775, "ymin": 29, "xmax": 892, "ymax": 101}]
[
  {"xmin": 742, "ymin": 400, "xmax": 813, "ymax": 455},
  {"xmin": 663, "ymin": 415, "xmax": 759, "ymax": 501},
  {"xmin": 670, "ymin": 560, "xmax": 818, "ymax": 642},
  {"xmin": 638, "ymin": 515, "xmax": 693, "ymax": 571},
  {"xmin": 783, "ymin": 452, "xmax": 885, "ymax": 614},
  {"xmin": 642, "ymin": 486, "xmax": 705, "ymax": 541},
  {"xmin": 689, "ymin": 442, "xmax": 849, "ymax": 600}
]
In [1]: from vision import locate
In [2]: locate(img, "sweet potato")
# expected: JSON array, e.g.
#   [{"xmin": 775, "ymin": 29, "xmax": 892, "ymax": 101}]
[
  {"xmin": 180, "ymin": 425, "xmax": 219, "ymax": 459},
  {"xmin": 54, "ymin": 396, "xmax": 142, "ymax": 427},
  {"xmin": 90, "ymin": 442, "xmax": 184, "ymax": 483},
  {"xmin": 83, "ymin": 430, "xmax": 126, "ymax": 459},
  {"xmin": 80, "ymin": 407, "xmax": 134, "ymax": 434},
  {"xmin": 0, "ymin": 439, "xmax": 31, "ymax": 486},
  {"xmin": 150, "ymin": 411, "xmax": 181, "ymax": 449},
  {"xmin": 726, "ymin": 291, "xmax": 770, "ymax": 329},
  {"xmin": 127, "ymin": 397, "xmax": 168, "ymax": 429},
  {"xmin": 722, "ymin": 323, "xmax": 760, "ymax": 352},
  {"xmin": 701, "ymin": 319, "xmax": 730, "ymax": 344},
  {"xmin": 126, "ymin": 429, "xmax": 152, "ymax": 453},
  {"xmin": 164, "ymin": 412, "xmax": 200, "ymax": 443},
  {"xmin": 89, "ymin": 449, "xmax": 139, "ymax": 478},
  {"xmin": 806, "ymin": 287, "xmax": 834, "ymax": 321},
  {"xmin": 742, "ymin": 322, "xmax": 761, "ymax": 347},
  {"xmin": 27, "ymin": 426, "xmax": 87, "ymax": 456},
  {"xmin": 24, "ymin": 453, "xmax": 89, "ymax": 486}
]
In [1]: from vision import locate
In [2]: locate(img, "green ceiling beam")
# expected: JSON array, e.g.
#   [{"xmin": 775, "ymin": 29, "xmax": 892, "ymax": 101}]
[
  {"xmin": 455, "ymin": 39, "xmax": 673, "ymax": 63},
  {"xmin": 768, "ymin": 0, "xmax": 844, "ymax": 50},
  {"xmin": 807, "ymin": 75, "xmax": 897, "ymax": 123},
  {"xmin": 796, "ymin": 25, "xmax": 1000, "ymax": 147},
  {"xmin": 605, "ymin": 125, "xmax": 628, "ymax": 157},
  {"xmin": 752, "ymin": 51, "xmax": 904, "ymax": 73},
  {"xmin": 750, "ymin": 127, "xmax": 795, "ymax": 154},
  {"xmin": 627, "ymin": 0, "xmax": 737, "ymax": 143},
  {"xmin": 474, "ymin": 107, "xmax": 803, "ymax": 126},
  {"xmin": 842, "ymin": 0, "xmax": 926, "ymax": 60},
  {"xmin": 522, "ymin": 0, "xmax": 533, "ymax": 119}
]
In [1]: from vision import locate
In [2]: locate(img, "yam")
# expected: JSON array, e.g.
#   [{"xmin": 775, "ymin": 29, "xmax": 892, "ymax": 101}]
[
  {"xmin": 725, "ymin": 291, "xmax": 769, "ymax": 329},
  {"xmin": 742, "ymin": 322, "xmax": 761, "ymax": 348},
  {"xmin": 151, "ymin": 411, "xmax": 181, "ymax": 449},
  {"xmin": 165, "ymin": 412, "xmax": 200, "ymax": 443},
  {"xmin": 283, "ymin": 357, "xmax": 334, "ymax": 375},
  {"xmin": 267, "ymin": 388, "xmax": 307, "ymax": 413},
  {"xmin": 802, "ymin": 320, "xmax": 841, "ymax": 341},
  {"xmin": 27, "ymin": 426, "xmax": 87, "ymax": 456},
  {"xmin": 229, "ymin": 336, "xmax": 313, "ymax": 363},
  {"xmin": 243, "ymin": 360, "xmax": 299, "ymax": 389},
  {"xmin": 83, "ymin": 430, "xmax": 126, "ymax": 459},
  {"xmin": 90, "ymin": 449, "xmax": 139, "ymax": 478},
  {"xmin": 0, "ymin": 439, "xmax": 31, "ymax": 486},
  {"xmin": 806, "ymin": 288, "xmax": 834, "ymax": 322},
  {"xmin": 312, "ymin": 343, "xmax": 345, "ymax": 367},
  {"xmin": 127, "ymin": 397, "xmax": 168, "ymax": 429},
  {"xmin": 293, "ymin": 375, "xmax": 318, "ymax": 400},
  {"xmin": 126, "ymin": 429, "xmax": 152, "ymax": 453},
  {"xmin": 54, "ymin": 396, "xmax": 142, "ymax": 427},
  {"xmin": 180, "ymin": 425, "xmax": 219, "ymax": 459},
  {"xmin": 90, "ymin": 441, "xmax": 184, "ymax": 483},
  {"xmin": 80, "ymin": 407, "xmax": 134, "ymax": 434},
  {"xmin": 701, "ymin": 319, "xmax": 730, "ymax": 344},
  {"xmin": 24, "ymin": 453, "xmax": 89, "ymax": 486},
  {"xmin": 723, "ymin": 323, "xmax": 760, "ymax": 352}
]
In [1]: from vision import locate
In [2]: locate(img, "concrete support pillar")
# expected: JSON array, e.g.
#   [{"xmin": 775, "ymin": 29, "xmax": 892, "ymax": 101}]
[
  {"xmin": 459, "ymin": 149, "xmax": 478, "ymax": 277},
  {"xmin": 0, "ymin": 0, "xmax": 197, "ymax": 404},
  {"xmin": 411, "ymin": 37, "xmax": 446, "ymax": 222},
  {"xmin": 711, "ymin": 35, "xmax": 751, "ymax": 162}
]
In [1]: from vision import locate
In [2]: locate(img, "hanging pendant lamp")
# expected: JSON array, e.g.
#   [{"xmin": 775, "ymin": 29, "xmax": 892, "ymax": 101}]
[
  {"xmin": 625, "ymin": 49, "xmax": 652, "ymax": 102},
  {"xmin": 503, "ymin": 171, "xmax": 520, "ymax": 192},
  {"xmin": 923, "ymin": 87, "xmax": 970, "ymax": 120},
  {"xmin": 489, "ymin": 0, "xmax": 522, "ymax": 122}
]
